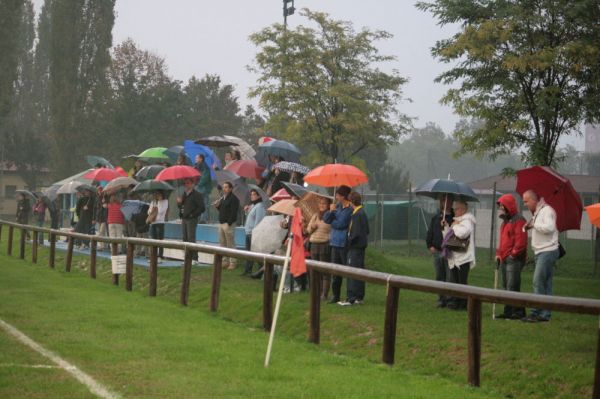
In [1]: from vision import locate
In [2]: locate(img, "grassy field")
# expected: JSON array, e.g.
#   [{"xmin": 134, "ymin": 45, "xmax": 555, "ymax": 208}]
[{"xmin": 0, "ymin": 233, "xmax": 599, "ymax": 398}]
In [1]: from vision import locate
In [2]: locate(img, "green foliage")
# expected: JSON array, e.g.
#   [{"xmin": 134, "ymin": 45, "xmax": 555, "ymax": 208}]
[
  {"xmin": 0, "ymin": 0, "xmax": 24, "ymax": 121},
  {"xmin": 417, "ymin": 0, "xmax": 600, "ymax": 167},
  {"xmin": 249, "ymin": 8, "xmax": 410, "ymax": 165}
]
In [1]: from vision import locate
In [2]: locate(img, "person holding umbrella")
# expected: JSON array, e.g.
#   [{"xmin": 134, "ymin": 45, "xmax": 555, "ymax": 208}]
[
  {"xmin": 323, "ymin": 185, "xmax": 353, "ymax": 304},
  {"xmin": 16, "ymin": 192, "xmax": 31, "ymax": 226},
  {"xmin": 242, "ymin": 188, "xmax": 267, "ymax": 276},
  {"xmin": 147, "ymin": 191, "xmax": 169, "ymax": 262},
  {"xmin": 521, "ymin": 190, "xmax": 559, "ymax": 323},
  {"xmin": 426, "ymin": 195, "xmax": 454, "ymax": 308},
  {"xmin": 214, "ymin": 181, "xmax": 239, "ymax": 270},
  {"xmin": 33, "ymin": 196, "xmax": 47, "ymax": 244},
  {"xmin": 178, "ymin": 178, "xmax": 205, "ymax": 265},
  {"xmin": 494, "ymin": 194, "xmax": 528, "ymax": 319},
  {"xmin": 307, "ymin": 196, "xmax": 333, "ymax": 299},
  {"xmin": 194, "ymin": 154, "xmax": 212, "ymax": 223},
  {"xmin": 75, "ymin": 188, "xmax": 95, "ymax": 249}
]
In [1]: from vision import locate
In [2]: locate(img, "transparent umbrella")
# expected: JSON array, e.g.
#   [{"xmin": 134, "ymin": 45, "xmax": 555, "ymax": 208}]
[{"xmin": 251, "ymin": 215, "xmax": 287, "ymax": 254}]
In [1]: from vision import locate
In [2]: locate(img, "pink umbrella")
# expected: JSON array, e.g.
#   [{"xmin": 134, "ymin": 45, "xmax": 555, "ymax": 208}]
[
  {"xmin": 155, "ymin": 165, "xmax": 200, "ymax": 181},
  {"xmin": 83, "ymin": 168, "xmax": 121, "ymax": 182}
]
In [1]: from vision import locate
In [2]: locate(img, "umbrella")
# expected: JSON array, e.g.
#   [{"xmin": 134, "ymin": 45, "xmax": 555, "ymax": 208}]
[
  {"xmin": 135, "ymin": 165, "xmax": 165, "ymax": 181},
  {"xmin": 137, "ymin": 147, "xmax": 170, "ymax": 162},
  {"xmin": 223, "ymin": 135, "xmax": 256, "ymax": 160},
  {"xmin": 294, "ymin": 191, "xmax": 333, "ymax": 222},
  {"xmin": 415, "ymin": 178, "xmax": 479, "ymax": 202},
  {"xmin": 163, "ymin": 145, "xmax": 187, "ymax": 162},
  {"xmin": 281, "ymin": 182, "xmax": 309, "ymax": 199},
  {"xmin": 256, "ymin": 139, "xmax": 301, "ymax": 166},
  {"xmin": 304, "ymin": 163, "xmax": 368, "ymax": 188},
  {"xmin": 85, "ymin": 155, "xmax": 114, "ymax": 169},
  {"xmin": 247, "ymin": 184, "xmax": 271, "ymax": 204},
  {"xmin": 268, "ymin": 199, "xmax": 297, "ymax": 216},
  {"xmin": 251, "ymin": 215, "xmax": 287, "ymax": 254},
  {"xmin": 215, "ymin": 170, "xmax": 249, "ymax": 203},
  {"xmin": 273, "ymin": 161, "xmax": 310, "ymax": 175},
  {"xmin": 76, "ymin": 184, "xmax": 96, "ymax": 193},
  {"xmin": 155, "ymin": 165, "xmax": 200, "ymax": 181},
  {"xmin": 132, "ymin": 180, "xmax": 175, "ymax": 194},
  {"xmin": 270, "ymin": 188, "xmax": 292, "ymax": 202},
  {"xmin": 103, "ymin": 176, "xmax": 138, "ymax": 194},
  {"xmin": 57, "ymin": 181, "xmax": 85, "ymax": 195},
  {"xmin": 120, "ymin": 200, "xmax": 148, "ymax": 221},
  {"xmin": 194, "ymin": 135, "xmax": 238, "ymax": 147},
  {"xmin": 83, "ymin": 168, "xmax": 122, "ymax": 182},
  {"xmin": 16, "ymin": 189, "xmax": 37, "ymax": 201},
  {"xmin": 585, "ymin": 204, "xmax": 600, "ymax": 228},
  {"xmin": 224, "ymin": 159, "xmax": 265, "ymax": 180},
  {"xmin": 115, "ymin": 166, "xmax": 128, "ymax": 177},
  {"xmin": 516, "ymin": 166, "xmax": 583, "ymax": 232},
  {"xmin": 183, "ymin": 140, "xmax": 221, "ymax": 178}
]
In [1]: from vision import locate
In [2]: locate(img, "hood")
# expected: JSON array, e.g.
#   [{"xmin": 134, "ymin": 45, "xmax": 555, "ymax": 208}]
[
  {"xmin": 454, "ymin": 212, "xmax": 476, "ymax": 223},
  {"xmin": 497, "ymin": 194, "xmax": 518, "ymax": 216}
]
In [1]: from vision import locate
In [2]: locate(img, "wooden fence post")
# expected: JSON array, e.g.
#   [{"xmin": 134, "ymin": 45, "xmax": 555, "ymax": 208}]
[
  {"xmin": 65, "ymin": 236, "xmax": 74, "ymax": 272},
  {"xmin": 594, "ymin": 324, "xmax": 600, "ymax": 399},
  {"xmin": 210, "ymin": 254, "xmax": 223, "ymax": 312},
  {"xmin": 0, "ymin": 224, "xmax": 3, "ymax": 242},
  {"xmin": 180, "ymin": 249, "xmax": 193, "ymax": 306},
  {"xmin": 48, "ymin": 232, "xmax": 56, "ymax": 268},
  {"xmin": 263, "ymin": 262, "xmax": 274, "ymax": 331},
  {"xmin": 19, "ymin": 228, "xmax": 26, "ymax": 259},
  {"xmin": 308, "ymin": 268, "xmax": 321, "ymax": 344},
  {"xmin": 31, "ymin": 231, "xmax": 38, "ymax": 264},
  {"xmin": 7, "ymin": 225, "xmax": 13, "ymax": 255},
  {"xmin": 149, "ymin": 246, "xmax": 158, "ymax": 297},
  {"xmin": 125, "ymin": 242, "xmax": 134, "ymax": 291},
  {"xmin": 90, "ymin": 239, "xmax": 97, "ymax": 279},
  {"xmin": 468, "ymin": 297, "xmax": 482, "ymax": 387},
  {"xmin": 111, "ymin": 242, "xmax": 119, "ymax": 286},
  {"xmin": 382, "ymin": 286, "xmax": 400, "ymax": 365}
]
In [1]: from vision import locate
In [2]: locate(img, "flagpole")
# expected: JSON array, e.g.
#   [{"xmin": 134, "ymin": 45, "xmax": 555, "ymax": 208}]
[{"xmin": 264, "ymin": 234, "xmax": 293, "ymax": 367}]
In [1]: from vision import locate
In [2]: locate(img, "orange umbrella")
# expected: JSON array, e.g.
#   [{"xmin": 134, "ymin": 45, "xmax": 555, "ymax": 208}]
[
  {"xmin": 585, "ymin": 203, "xmax": 600, "ymax": 228},
  {"xmin": 268, "ymin": 199, "xmax": 297, "ymax": 216},
  {"xmin": 304, "ymin": 163, "xmax": 368, "ymax": 187}
]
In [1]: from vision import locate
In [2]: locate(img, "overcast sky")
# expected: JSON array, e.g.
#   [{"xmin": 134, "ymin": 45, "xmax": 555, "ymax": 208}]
[{"xmin": 32, "ymin": 0, "xmax": 584, "ymax": 149}]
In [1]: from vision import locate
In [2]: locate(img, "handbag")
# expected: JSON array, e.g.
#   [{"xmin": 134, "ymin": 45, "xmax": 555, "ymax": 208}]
[
  {"xmin": 446, "ymin": 235, "xmax": 470, "ymax": 252},
  {"xmin": 558, "ymin": 242, "xmax": 566, "ymax": 259}
]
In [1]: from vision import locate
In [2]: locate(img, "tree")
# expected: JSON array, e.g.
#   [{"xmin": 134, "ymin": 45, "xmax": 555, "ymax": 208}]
[
  {"xmin": 238, "ymin": 104, "xmax": 265, "ymax": 145},
  {"xmin": 181, "ymin": 74, "xmax": 243, "ymax": 136},
  {"xmin": 417, "ymin": 0, "xmax": 600, "ymax": 167},
  {"xmin": 48, "ymin": 0, "xmax": 115, "ymax": 177},
  {"xmin": 249, "ymin": 9, "xmax": 410, "ymax": 165},
  {"xmin": 0, "ymin": 0, "xmax": 24, "ymax": 125}
]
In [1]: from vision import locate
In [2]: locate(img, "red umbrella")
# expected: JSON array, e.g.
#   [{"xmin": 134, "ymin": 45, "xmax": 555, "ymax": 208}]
[
  {"xmin": 515, "ymin": 166, "xmax": 583, "ymax": 232},
  {"xmin": 270, "ymin": 188, "xmax": 291, "ymax": 202},
  {"xmin": 304, "ymin": 163, "xmax": 368, "ymax": 187},
  {"xmin": 155, "ymin": 165, "xmax": 200, "ymax": 181},
  {"xmin": 83, "ymin": 168, "xmax": 121, "ymax": 182},
  {"xmin": 115, "ymin": 166, "xmax": 128, "ymax": 177},
  {"xmin": 224, "ymin": 159, "xmax": 265, "ymax": 180}
]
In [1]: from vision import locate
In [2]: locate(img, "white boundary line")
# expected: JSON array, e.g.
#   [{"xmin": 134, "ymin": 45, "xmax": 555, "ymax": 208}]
[{"xmin": 0, "ymin": 318, "xmax": 120, "ymax": 399}]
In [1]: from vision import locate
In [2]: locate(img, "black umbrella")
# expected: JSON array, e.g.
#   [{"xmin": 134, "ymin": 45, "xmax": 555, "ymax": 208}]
[
  {"xmin": 85, "ymin": 155, "xmax": 114, "ymax": 169},
  {"xmin": 135, "ymin": 165, "xmax": 166, "ymax": 181},
  {"xmin": 75, "ymin": 184, "xmax": 96, "ymax": 193},
  {"xmin": 215, "ymin": 170, "xmax": 249, "ymax": 204},
  {"xmin": 281, "ymin": 182, "xmax": 308, "ymax": 199},
  {"xmin": 414, "ymin": 178, "xmax": 479, "ymax": 202},
  {"xmin": 194, "ymin": 135, "xmax": 238, "ymax": 147},
  {"xmin": 132, "ymin": 180, "xmax": 175, "ymax": 194},
  {"xmin": 256, "ymin": 139, "xmax": 301, "ymax": 166}
]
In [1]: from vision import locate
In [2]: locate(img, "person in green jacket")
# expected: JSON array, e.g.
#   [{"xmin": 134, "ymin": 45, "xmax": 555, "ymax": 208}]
[{"xmin": 194, "ymin": 154, "xmax": 212, "ymax": 223}]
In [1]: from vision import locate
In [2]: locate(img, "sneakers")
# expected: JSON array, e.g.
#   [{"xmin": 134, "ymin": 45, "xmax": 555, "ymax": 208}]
[
  {"xmin": 521, "ymin": 314, "xmax": 550, "ymax": 323},
  {"xmin": 337, "ymin": 300, "xmax": 353, "ymax": 306},
  {"xmin": 354, "ymin": 299, "xmax": 364, "ymax": 305},
  {"xmin": 192, "ymin": 260, "xmax": 201, "ymax": 266}
]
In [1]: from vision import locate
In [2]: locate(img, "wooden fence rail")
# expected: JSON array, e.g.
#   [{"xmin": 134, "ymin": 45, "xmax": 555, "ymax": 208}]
[{"xmin": 2, "ymin": 220, "xmax": 600, "ymax": 397}]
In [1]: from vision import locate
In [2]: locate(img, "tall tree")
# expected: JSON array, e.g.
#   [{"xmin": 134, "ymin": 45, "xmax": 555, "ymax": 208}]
[
  {"xmin": 249, "ymin": 9, "xmax": 410, "ymax": 165},
  {"xmin": 417, "ymin": 0, "xmax": 600, "ymax": 167},
  {"xmin": 0, "ymin": 0, "xmax": 24, "ymax": 127},
  {"xmin": 181, "ymin": 74, "xmax": 243, "ymax": 136},
  {"xmin": 48, "ymin": 0, "xmax": 115, "ymax": 177}
]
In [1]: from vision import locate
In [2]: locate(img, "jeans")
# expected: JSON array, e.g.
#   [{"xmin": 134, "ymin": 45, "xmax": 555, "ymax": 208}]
[
  {"xmin": 500, "ymin": 256, "xmax": 525, "ymax": 317},
  {"xmin": 432, "ymin": 251, "xmax": 449, "ymax": 305},
  {"xmin": 36, "ymin": 220, "xmax": 44, "ymax": 244},
  {"xmin": 182, "ymin": 217, "xmax": 198, "ymax": 261},
  {"xmin": 150, "ymin": 223, "xmax": 165, "ymax": 258},
  {"xmin": 531, "ymin": 249, "xmax": 559, "ymax": 320},
  {"xmin": 244, "ymin": 234, "xmax": 254, "ymax": 273},
  {"xmin": 346, "ymin": 247, "xmax": 365, "ymax": 302},
  {"xmin": 330, "ymin": 246, "xmax": 348, "ymax": 301}
]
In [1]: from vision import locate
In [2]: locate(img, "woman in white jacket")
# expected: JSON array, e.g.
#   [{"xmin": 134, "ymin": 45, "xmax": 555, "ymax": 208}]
[{"xmin": 446, "ymin": 199, "xmax": 476, "ymax": 310}]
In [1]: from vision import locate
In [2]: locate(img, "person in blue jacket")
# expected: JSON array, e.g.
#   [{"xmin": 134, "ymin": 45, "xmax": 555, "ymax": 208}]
[{"xmin": 323, "ymin": 185, "xmax": 353, "ymax": 304}]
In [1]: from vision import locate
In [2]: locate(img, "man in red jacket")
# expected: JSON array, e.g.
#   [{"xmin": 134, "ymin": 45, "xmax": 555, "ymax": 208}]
[{"xmin": 495, "ymin": 194, "xmax": 528, "ymax": 319}]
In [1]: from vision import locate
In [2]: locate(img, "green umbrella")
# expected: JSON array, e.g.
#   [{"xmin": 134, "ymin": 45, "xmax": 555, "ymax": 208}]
[{"xmin": 137, "ymin": 147, "xmax": 170, "ymax": 162}]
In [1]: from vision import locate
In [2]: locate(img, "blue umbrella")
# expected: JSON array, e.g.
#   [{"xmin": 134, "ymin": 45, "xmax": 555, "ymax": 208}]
[
  {"xmin": 256, "ymin": 139, "xmax": 301, "ymax": 166},
  {"xmin": 120, "ymin": 200, "xmax": 149, "ymax": 221},
  {"xmin": 183, "ymin": 140, "xmax": 221, "ymax": 179},
  {"xmin": 415, "ymin": 178, "xmax": 479, "ymax": 202}
]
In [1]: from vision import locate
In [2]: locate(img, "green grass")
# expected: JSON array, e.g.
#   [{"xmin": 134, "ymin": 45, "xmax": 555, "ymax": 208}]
[{"xmin": 1, "ymin": 232, "xmax": 599, "ymax": 398}]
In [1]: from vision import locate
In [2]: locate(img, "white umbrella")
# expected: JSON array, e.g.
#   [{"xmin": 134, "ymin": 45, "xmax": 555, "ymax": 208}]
[
  {"xmin": 224, "ymin": 135, "xmax": 256, "ymax": 160},
  {"xmin": 251, "ymin": 215, "xmax": 287, "ymax": 254},
  {"xmin": 57, "ymin": 181, "xmax": 84, "ymax": 195}
]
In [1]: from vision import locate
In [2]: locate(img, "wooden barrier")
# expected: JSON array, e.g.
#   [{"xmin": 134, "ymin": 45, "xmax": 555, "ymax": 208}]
[
  {"xmin": 32, "ymin": 232, "xmax": 38, "ymax": 264},
  {"xmin": 90, "ymin": 240, "xmax": 97, "ymax": 279},
  {"xmin": 2, "ymin": 220, "xmax": 600, "ymax": 397}
]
